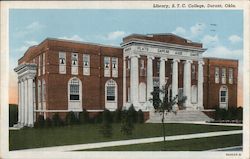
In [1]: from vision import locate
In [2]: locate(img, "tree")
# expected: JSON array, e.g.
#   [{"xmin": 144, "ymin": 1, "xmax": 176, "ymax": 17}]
[
  {"xmin": 149, "ymin": 85, "xmax": 186, "ymax": 150},
  {"xmin": 79, "ymin": 109, "xmax": 89, "ymax": 124},
  {"xmin": 120, "ymin": 109, "xmax": 134, "ymax": 136},
  {"xmin": 99, "ymin": 109, "xmax": 113, "ymax": 138}
]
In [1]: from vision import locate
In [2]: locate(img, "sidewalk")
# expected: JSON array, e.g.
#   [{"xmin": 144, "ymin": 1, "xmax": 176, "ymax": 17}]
[{"xmin": 15, "ymin": 130, "xmax": 242, "ymax": 152}]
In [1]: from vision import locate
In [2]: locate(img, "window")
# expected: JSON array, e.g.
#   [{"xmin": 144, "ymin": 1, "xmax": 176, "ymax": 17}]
[
  {"xmin": 69, "ymin": 78, "xmax": 80, "ymax": 100},
  {"xmin": 215, "ymin": 67, "xmax": 219, "ymax": 83},
  {"xmin": 59, "ymin": 52, "xmax": 66, "ymax": 74},
  {"xmin": 42, "ymin": 79, "xmax": 46, "ymax": 102},
  {"xmin": 139, "ymin": 83, "xmax": 146, "ymax": 102},
  {"xmin": 140, "ymin": 59, "xmax": 146, "ymax": 76},
  {"xmin": 220, "ymin": 91, "xmax": 226, "ymax": 102},
  {"xmin": 191, "ymin": 65, "xmax": 196, "ymax": 80},
  {"xmin": 156, "ymin": 60, "xmax": 160, "ymax": 76},
  {"xmin": 71, "ymin": 53, "xmax": 78, "ymax": 75},
  {"xmin": 112, "ymin": 57, "xmax": 118, "ymax": 77},
  {"xmin": 83, "ymin": 54, "xmax": 90, "ymax": 75},
  {"xmin": 104, "ymin": 57, "xmax": 110, "ymax": 77},
  {"xmin": 42, "ymin": 53, "xmax": 45, "ymax": 75},
  {"xmin": 38, "ymin": 80, "xmax": 41, "ymax": 103},
  {"xmin": 221, "ymin": 68, "xmax": 226, "ymax": 84},
  {"xmin": 38, "ymin": 56, "xmax": 41, "ymax": 76},
  {"xmin": 106, "ymin": 79, "xmax": 116, "ymax": 101},
  {"xmin": 127, "ymin": 59, "xmax": 130, "ymax": 69},
  {"xmin": 219, "ymin": 86, "xmax": 228, "ymax": 109},
  {"xmin": 229, "ymin": 68, "xmax": 233, "ymax": 84}
]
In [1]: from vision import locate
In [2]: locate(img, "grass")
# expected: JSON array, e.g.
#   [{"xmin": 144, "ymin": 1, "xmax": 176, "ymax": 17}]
[
  {"xmin": 81, "ymin": 134, "xmax": 242, "ymax": 151},
  {"xmin": 9, "ymin": 123, "xmax": 242, "ymax": 150}
]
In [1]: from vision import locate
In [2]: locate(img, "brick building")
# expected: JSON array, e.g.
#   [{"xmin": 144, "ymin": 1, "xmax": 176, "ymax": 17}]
[{"xmin": 14, "ymin": 33, "xmax": 238, "ymax": 127}]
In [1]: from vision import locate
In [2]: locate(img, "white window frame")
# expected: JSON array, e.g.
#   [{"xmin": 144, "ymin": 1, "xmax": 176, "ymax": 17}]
[
  {"xmin": 105, "ymin": 79, "xmax": 117, "ymax": 111},
  {"xmin": 215, "ymin": 67, "xmax": 219, "ymax": 83},
  {"xmin": 83, "ymin": 54, "xmax": 90, "ymax": 76},
  {"xmin": 71, "ymin": 53, "xmax": 78, "ymax": 75},
  {"xmin": 59, "ymin": 52, "xmax": 66, "ymax": 74},
  {"xmin": 42, "ymin": 53, "xmax": 45, "ymax": 75},
  {"xmin": 229, "ymin": 68, "xmax": 233, "ymax": 84},
  {"xmin": 219, "ymin": 86, "xmax": 228, "ymax": 109},
  {"xmin": 69, "ymin": 78, "xmax": 80, "ymax": 101},
  {"xmin": 38, "ymin": 56, "xmax": 41, "ymax": 76},
  {"xmin": 221, "ymin": 67, "xmax": 226, "ymax": 84},
  {"xmin": 112, "ymin": 57, "xmax": 118, "ymax": 78},
  {"xmin": 104, "ymin": 56, "xmax": 110, "ymax": 77}
]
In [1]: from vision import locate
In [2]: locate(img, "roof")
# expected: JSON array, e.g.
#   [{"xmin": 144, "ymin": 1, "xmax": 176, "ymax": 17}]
[{"xmin": 122, "ymin": 33, "xmax": 203, "ymax": 48}]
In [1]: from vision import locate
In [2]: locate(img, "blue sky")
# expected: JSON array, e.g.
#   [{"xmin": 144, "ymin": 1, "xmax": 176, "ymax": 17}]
[{"xmin": 9, "ymin": 9, "xmax": 243, "ymax": 105}]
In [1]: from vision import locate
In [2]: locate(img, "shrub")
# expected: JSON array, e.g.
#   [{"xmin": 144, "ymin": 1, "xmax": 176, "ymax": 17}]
[
  {"xmin": 113, "ymin": 109, "xmax": 122, "ymax": 123},
  {"xmin": 236, "ymin": 107, "xmax": 243, "ymax": 120},
  {"xmin": 102, "ymin": 109, "xmax": 113, "ymax": 123},
  {"xmin": 94, "ymin": 113, "xmax": 103, "ymax": 124},
  {"xmin": 128, "ymin": 105, "xmax": 138, "ymax": 123},
  {"xmin": 45, "ymin": 118, "xmax": 52, "ymax": 128},
  {"xmin": 65, "ymin": 111, "xmax": 78, "ymax": 125},
  {"xmin": 79, "ymin": 109, "xmax": 89, "ymax": 124},
  {"xmin": 121, "ymin": 110, "xmax": 134, "ymax": 136},
  {"xmin": 9, "ymin": 104, "xmax": 18, "ymax": 127},
  {"xmin": 215, "ymin": 107, "xmax": 243, "ymax": 121},
  {"xmin": 137, "ymin": 109, "xmax": 144, "ymax": 124},
  {"xmin": 52, "ymin": 113, "xmax": 64, "ymax": 127},
  {"xmin": 34, "ymin": 115, "xmax": 45, "ymax": 128}
]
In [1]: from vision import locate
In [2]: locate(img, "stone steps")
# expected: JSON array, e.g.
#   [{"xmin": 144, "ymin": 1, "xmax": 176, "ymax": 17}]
[{"xmin": 146, "ymin": 110, "xmax": 213, "ymax": 123}]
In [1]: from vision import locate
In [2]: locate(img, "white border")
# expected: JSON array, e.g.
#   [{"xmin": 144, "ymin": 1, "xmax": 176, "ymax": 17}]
[{"xmin": 0, "ymin": 1, "xmax": 249, "ymax": 159}]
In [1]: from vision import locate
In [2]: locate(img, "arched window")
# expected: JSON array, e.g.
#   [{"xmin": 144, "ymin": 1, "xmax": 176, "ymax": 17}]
[
  {"xmin": 106, "ymin": 79, "xmax": 116, "ymax": 101},
  {"xmin": 105, "ymin": 79, "xmax": 117, "ymax": 110},
  {"xmin": 69, "ymin": 78, "xmax": 80, "ymax": 100},
  {"xmin": 219, "ymin": 86, "xmax": 228, "ymax": 109}
]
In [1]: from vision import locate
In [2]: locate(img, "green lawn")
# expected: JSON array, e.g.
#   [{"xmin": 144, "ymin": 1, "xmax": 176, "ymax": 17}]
[
  {"xmin": 82, "ymin": 134, "xmax": 242, "ymax": 151},
  {"xmin": 9, "ymin": 123, "xmax": 242, "ymax": 150}
]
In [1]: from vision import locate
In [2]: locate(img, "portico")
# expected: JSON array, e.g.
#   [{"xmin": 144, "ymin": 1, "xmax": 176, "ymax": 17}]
[
  {"xmin": 121, "ymin": 36, "xmax": 206, "ymax": 111},
  {"xmin": 14, "ymin": 63, "xmax": 37, "ymax": 127}
]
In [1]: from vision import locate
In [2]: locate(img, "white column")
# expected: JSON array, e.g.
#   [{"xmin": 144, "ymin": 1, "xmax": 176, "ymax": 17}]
[
  {"xmin": 198, "ymin": 60, "xmax": 204, "ymax": 110},
  {"xmin": 159, "ymin": 57, "xmax": 167, "ymax": 100},
  {"xmin": 147, "ymin": 56, "xmax": 154, "ymax": 109},
  {"xmin": 123, "ymin": 57, "xmax": 126, "ymax": 107},
  {"xmin": 130, "ymin": 54, "xmax": 140, "ymax": 108},
  {"xmin": 24, "ymin": 79, "xmax": 28, "ymax": 126},
  {"xmin": 21, "ymin": 80, "xmax": 25, "ymax": 125},
  {"xmin": 18, "ymin": 81, "xmax": 21, "ymax": 124},
  {"xmin": 172, "ymin": 59, "xmax": 180, "ymax": 108},
  {"xmin": 28, "ymin": 78, "xmax": 34, "ymax": 126},
  {"xmin": 183, "ymin": 60, "xmax": 192, "ymax": 109}
]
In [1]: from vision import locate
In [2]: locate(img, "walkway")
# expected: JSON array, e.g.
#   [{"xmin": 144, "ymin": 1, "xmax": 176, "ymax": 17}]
[{"xmin": 15, "ymin": 130, "xmax": 242, "ymax": 152}]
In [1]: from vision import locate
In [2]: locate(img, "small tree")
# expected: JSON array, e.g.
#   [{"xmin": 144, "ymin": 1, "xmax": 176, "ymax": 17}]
[
  {"xmin": 45, "ymin": 118, "xmax": 52, "ymax": 128},
  {"xmin": 99, "ymin": 109, "xmax": 113, "ymax": 138},
  {"xmin": 65, "ymin": 111, "xmax": 78, "ymax": 125},
  {"xmin": 52, "ymin": 113, "xmax": 63, "ymax": 127},
  {"xmin": 34, "ymin": 115, "xmax": 45, "ymax": 128},
  {"xmin": 79, "ymin": 109, "xmax": 89, "ymax": 124},
  {"xmin": 113, "ymin": 108, "xmax": 122, "ymax": 123},
  {"xmin": 121, "ymin": 110, "xmax": 134, "ymax": 136},
  {"xmin": 149, "ymin": 85, "xmax": 186, "ymax": 150},
  {"xmin": 137, "ymin": 109, "xmax": 144, "ymax": 124}
]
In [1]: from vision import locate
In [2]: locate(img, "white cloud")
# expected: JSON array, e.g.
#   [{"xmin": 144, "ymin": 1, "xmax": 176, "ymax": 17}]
[
  {"xmin": 228, "ymin": 35, "xmax": 242, "ymax": 44},
  {"xmin": 190, "ymin": 23, "xmax": 206, "ymax": 37},
  {"xmin": 16, "ymin": 21, "xmax": 45, "ymax": 38},
  {"xmin": 25, "ymin": 21, "xmax": 45, "ymax": 30},
  {"xmin": 104, "ymin": 31, "xmax": 127, "ymax": 40},
  {"xmin": 15, "ymin": 40, "xmax": 38, "ymax": 53},
  {"xmin": 172, "ymin": 27, "xmax": 186, "ymax": 36},
  {"xmin": 201, "ymin": 35, "xmax": 219, "ymax": 46},
  {"xmin": 203, "ymin": 45, "xmax": 242, "ymax": 60},
  {"xmin": 59, "ymin": 35, "xmax": 84, "ymax": 41}
]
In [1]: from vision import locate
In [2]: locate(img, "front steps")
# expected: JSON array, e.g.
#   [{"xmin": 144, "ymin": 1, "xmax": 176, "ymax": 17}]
[{"xmin": 146, "ymin": 110, "xmax": 214, "ymax": 123}]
